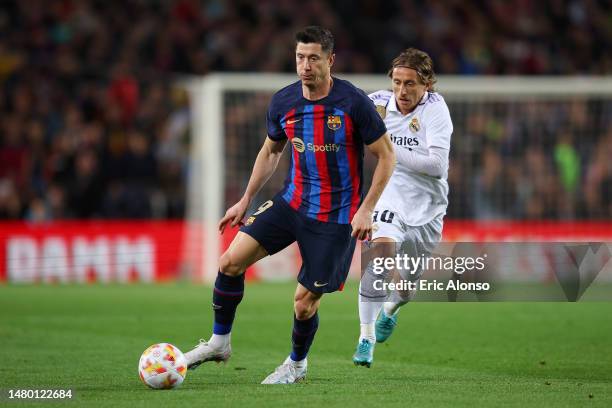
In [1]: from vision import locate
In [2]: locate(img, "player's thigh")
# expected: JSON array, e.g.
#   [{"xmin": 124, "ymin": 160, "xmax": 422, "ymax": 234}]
[
  {"xmin": 219, "ymin": 231, "xmax": 269, "ymax": 275},
  {"xmin": 362, "ymin": 236, "xmax": 399, "ymax": 267}
]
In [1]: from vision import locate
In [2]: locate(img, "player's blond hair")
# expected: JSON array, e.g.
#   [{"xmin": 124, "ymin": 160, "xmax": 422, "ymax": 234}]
[{"xmin": 388, "ymin": 48, "xmax": 437, "ymax": 91}]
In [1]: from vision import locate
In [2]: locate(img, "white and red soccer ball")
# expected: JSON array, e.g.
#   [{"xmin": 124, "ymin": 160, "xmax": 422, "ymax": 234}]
[{"xmin": 138, "ymin": 343, "xmax": 187, "ymax": 389}]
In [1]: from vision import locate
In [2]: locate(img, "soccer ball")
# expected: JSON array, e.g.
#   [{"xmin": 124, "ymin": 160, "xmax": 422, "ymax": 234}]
[{"xmin": 138, "ymin": 343, "xmax": 187, "ymax": 389}]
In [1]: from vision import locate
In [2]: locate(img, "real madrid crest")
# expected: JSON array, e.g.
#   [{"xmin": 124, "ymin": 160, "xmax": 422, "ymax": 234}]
[
  {"xmin": 327, "ymin": 115, "xmax": 342, "ymax": 131},
  {"xmin": 409, "ymin": 117, "xmax": 420, "ymax": 133}
]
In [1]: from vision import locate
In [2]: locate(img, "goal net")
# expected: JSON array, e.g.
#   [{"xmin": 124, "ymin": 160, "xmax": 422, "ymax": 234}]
[{"xmin": 182, "ymin": 74, "xmax": 612, "ymax": 283}]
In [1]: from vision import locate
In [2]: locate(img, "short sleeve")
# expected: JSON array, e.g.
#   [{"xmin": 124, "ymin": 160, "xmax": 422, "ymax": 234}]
[
  {"xmin": 351, "ymin": 90, "xmax": 387, "ymax": 145},
  {"xmin": 266, "ymin": 96, "xmax": 286, "ymax": 141},
  {"xmin": 424, "ymin": 101, "xmax": 453, "ymax": 150}
]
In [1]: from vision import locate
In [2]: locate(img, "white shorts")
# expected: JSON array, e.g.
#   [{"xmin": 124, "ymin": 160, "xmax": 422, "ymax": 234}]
[
  {"xmin": 371, "ymin": 209, "xmax": 443, "ymax": 280},
  {"xmin": 372, "ymin": 208, "xmax": 443, "ymax": 243}
]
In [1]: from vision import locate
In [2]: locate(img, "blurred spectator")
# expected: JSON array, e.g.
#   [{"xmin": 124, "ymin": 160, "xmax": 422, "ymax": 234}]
[
  {"xmin": 68, "ymin": 148, "xmax": 104, "ymax": 218},
  {"xmin": 472, "ymin": 148, "xmax": 516, "ymax": 219},
  {"xmin": 0, "ymin": 179, "xmax": 22, "ymax": 219},
  {"xmin": 584, "ymin": 130, "xmax": 612, "ymax": 218},
  {"xmin": 0, "ymin": 0, "xmax": 610, "ymax": 221}
]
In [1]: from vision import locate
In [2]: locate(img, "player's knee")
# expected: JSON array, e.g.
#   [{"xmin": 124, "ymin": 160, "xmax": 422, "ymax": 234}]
[
  {"xmin": 218, "ymin": 251, "xmax": 244, "ymax": 276},
  {"xmin": 294, "ymin": 301, "xmax": 314, "ymax": 320},
  {"xmin": 293, "ymin": 296, "xmax": 318, "ymax": 320},
  {"xmin": 359, "ymin": 275, "xmax": 387, "ymax": 300}
]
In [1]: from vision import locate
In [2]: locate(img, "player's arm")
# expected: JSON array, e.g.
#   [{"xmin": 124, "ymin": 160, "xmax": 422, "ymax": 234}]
[
  {"xmin": 393, "ymin": 146, "xmax": 448, "ymax": 178},
  {"xmin": 351, "ymin": 133, "xmax": 395, "ymax": 240},
  {"xmin": 219, "ymin": 136, "xmax": 287, "ymax": 232},
  {"xmin": 395, "ymin": 102, "xmax": 452, "ymax": 178}
]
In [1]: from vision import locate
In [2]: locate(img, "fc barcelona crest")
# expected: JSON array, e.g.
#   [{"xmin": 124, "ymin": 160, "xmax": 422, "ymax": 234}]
[
  {"xmin": 327, "ymin": 115, "xmax": 342, "ymax": 131},
  {"xmin": 409, "ymin": 117, "xmax": 421, "ymax": 133}
]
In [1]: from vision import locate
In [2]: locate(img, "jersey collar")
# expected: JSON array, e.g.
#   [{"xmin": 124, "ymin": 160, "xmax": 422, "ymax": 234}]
[{"xmin": 388, "ymin": 94, "xmax": 400, "ymax": 113}]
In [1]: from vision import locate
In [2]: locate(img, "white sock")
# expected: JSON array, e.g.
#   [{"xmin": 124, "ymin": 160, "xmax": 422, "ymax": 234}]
[
  {"xmin": 209, "ymin": 333, "xmax": 230, "ymax": 349},
  {"xmin": 360, "ymin": 323, "xmax": 375, "ymax": 342},
  {"xmin": 383, "ymin": 301, "xmax": 400, "ymax": 317},
  {"xmin": 359, "ymin": 298, "xmax": 384, "ymax": 325}
]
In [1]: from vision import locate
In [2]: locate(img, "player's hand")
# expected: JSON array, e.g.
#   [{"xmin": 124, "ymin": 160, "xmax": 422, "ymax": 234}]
[
  {"xmin": 351, "ymin": 207, "xmax": 373, "ymax": 241},
  {"xmin": 218, "ymin": 197, "xmax": 250, "ymax": 233}
]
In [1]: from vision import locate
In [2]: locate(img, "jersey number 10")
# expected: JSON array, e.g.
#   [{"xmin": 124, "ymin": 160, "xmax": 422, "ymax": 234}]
[{"xmin": 373, "ymin": 210, "xmax": 395, "ymax": 223}]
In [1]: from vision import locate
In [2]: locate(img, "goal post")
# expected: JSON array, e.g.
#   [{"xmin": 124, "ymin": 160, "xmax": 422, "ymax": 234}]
[{"xmin": 183, "ymin": 74, "xmax": 612, "ymax": 283}]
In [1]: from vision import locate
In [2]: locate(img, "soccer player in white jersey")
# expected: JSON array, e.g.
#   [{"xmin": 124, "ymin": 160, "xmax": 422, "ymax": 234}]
[{"xmin": 353, "ymin": 48, "xmax": 453, "ymax": 367}]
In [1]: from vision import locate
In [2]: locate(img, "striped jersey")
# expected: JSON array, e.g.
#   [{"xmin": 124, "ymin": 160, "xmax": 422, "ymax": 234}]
[{"xmin": 267, "ymin": 78, "xmax": 387, "ymax": 224}]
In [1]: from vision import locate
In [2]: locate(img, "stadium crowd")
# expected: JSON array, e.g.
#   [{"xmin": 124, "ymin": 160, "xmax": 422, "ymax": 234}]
[{"xmin": 0, "ymin": 0, "xmax": 610, "ymax": 220}]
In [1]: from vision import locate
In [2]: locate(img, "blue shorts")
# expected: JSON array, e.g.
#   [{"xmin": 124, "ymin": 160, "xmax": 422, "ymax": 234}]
[{"xmin": 240, "ymin": 195, "xmax": 356, "ymax": 294}]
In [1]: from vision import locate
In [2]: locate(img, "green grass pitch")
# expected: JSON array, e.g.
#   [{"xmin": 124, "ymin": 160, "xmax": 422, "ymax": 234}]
[{"xmin": 1, "ymin": 282, "xmax": 611, "ymax": 407}]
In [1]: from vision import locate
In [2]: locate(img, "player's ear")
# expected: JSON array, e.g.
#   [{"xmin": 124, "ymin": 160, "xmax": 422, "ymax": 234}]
[{"xmin": 328, "ymin": 52, "xmax": 335, "ymax": 68}]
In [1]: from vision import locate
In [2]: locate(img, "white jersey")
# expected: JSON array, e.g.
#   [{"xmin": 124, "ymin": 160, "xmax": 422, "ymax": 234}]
[{"xmin": 369, "ymin": 90, "xmax": 453, "ymax": 227}]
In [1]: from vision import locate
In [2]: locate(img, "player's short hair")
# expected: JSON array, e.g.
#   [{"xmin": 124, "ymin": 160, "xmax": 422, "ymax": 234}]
[
  {"xmin": 295, "ymin": 26, "xmax": 334, "ymax": 54},
  {"xmin": 388, "ymin": 48, "xmax": 437, "ymax": 89}
]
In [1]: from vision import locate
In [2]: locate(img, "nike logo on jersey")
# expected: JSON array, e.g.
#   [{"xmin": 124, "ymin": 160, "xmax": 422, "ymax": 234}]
[
  {"xmin": 287, "ymin": 118, "xmax": 302, "ymax": 124},
  {"xmin": 314, "ymin": 281, "xmax": 329, "ymax": 287}
]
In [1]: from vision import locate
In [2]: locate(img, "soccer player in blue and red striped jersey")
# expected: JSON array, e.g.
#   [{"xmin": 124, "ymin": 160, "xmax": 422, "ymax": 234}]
[{"xmin": 184, "ymin": 26, "xmax": 395, "ymax": 384}]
